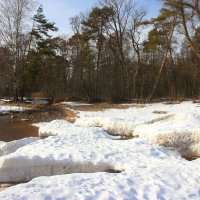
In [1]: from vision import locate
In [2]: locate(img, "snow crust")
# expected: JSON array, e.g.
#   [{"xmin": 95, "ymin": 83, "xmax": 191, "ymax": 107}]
[
  {"xmin": 0, "ymin": 120, "xmax": 179, "ymax": 183},
  {"xmin": 0, "ymin": 129, "xmax": 200, "ymax": 199},
  {"xmin": 36, "ymin": 119, "xmax": 119, "ymax": 139},
  {"xmin": 0, "ymin": 138, "xmax": 39, "ymax": 157},
  {"xmin": 1, "ymin": 166, "xmax": 200, "ymax": 200},
  {"xmin": 76, "ymin": 101, "xmax": 200, "ymax": 156}
]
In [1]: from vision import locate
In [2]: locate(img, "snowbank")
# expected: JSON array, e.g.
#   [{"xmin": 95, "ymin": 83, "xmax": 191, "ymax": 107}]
[
  {"xmin": 76, "ymin": 116, "xmax": 137, "ymax": 136},
  {"xmin": 75, "ymin": 104, "xmax": 172, "ymax": 136},
  {"xmin": 1, "ymin": 164, "xmax": 200, "ymax": 200},
  {"xmin": 0, "ymin": 122, "xmax": 178, "ymax": 183},
  {"xmin": 36, "ymin": 120, "xmax": 75, "ymax": 137},
  {"xmin": 0, "ymin": 138, "xmax": 39, "ymax": 157},
  {"xmin": 135, "ymin": 113, "xmax": 200, "ymax": 156},
  {"xmin": 76, "ymin": 101, "xmax": 200, "ymax": 156},
  {"xmin": 35, "ymin": 119, "xmax": 119, "ymax": 140},
  {"xmin": 0, "ymin": 135, "xmax": 200, "ymax": 199}
]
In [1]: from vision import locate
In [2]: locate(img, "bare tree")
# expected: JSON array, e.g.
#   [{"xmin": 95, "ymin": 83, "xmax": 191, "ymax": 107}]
[
  {"xmin": 100, "ymin": 0, "xmax": 135, "ymax": 101},
  {"xmin": 127, "ymin": 8, "xmax": 146, "ymax": 99},
  {"xmin": 0, "ymin": 0, "xmax": 35, "ymax": 101}
]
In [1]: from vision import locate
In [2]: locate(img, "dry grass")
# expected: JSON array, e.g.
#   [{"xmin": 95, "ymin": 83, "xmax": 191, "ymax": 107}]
[
  {"xmin": 64, "ymin": 109, "xmax": 78, "ymax": 123},
  {"xmin": 59, "ymin": 102, "xmax": 145, "ymax": 112}
]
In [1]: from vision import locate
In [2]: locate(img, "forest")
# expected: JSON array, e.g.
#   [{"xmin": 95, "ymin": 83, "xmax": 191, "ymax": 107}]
[{"xmin": 0, "ymin": 0, "xmax": 200, "ymax": 103}]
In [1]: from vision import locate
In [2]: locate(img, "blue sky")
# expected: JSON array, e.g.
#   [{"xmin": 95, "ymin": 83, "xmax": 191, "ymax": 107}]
[{"xmin": 37, "ymin": 0, "xmax": 162, "ymax": 35}]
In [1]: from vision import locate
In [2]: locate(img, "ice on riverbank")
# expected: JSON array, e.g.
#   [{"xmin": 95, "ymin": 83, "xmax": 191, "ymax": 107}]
[
  {"xmin": 36, "ymin": 119, "xmax": 119, "ymax": 140},
  {"xmin": 76, "ymin": 101, "xmax": 200, "ymax": 156},
  {"xmin": 0, "ymin": 138, "xmax": 39, "ymax": 157},
  {"xmin": 0, "ymin": 124, "xmax": 179, "ymax": 183}
]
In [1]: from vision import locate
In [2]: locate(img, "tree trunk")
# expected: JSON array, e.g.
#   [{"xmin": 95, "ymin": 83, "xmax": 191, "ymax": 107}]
[{"xmin": 147, "ymin": 23, "xmax": 175, "ymax": 101}]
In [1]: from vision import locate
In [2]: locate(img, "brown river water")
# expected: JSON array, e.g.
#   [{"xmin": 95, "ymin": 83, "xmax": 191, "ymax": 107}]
[{"xmin": 0, "ymin": 119, "xmax": 38, "ymax": 142}]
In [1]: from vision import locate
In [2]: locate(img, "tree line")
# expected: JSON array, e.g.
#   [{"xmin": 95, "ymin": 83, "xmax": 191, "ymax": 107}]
[{"xmin": 0, "ymin": 0, "xmax": 200, "ymax": 102}]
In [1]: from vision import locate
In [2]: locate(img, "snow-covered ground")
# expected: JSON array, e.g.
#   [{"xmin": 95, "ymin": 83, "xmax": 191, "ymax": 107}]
[
  {"xmin": 61, "ymin": 101, "xmax": 92, "ymax": 107},
  {"xmin": 0, "ymin": 138, "xmax": 39, "ymax": 157},
  {"xmin": 0, "ymin": 101, "xmax": 200, "ymax": 199},
  {"xmin": 0, "ymin": 105, "xmax": 27, "ymax": 114},
  {"xmin": 76, "ymin": 101, "xmax": 200, "ymax": 156}
]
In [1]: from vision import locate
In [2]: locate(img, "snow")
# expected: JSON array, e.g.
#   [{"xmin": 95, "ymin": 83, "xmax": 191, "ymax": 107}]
[
  {"xmin": 0, "ymin": 101, "xmax": 200, "ymax": 199},
  {"xmin": 76, "ymin": 101, "xmax": 200, "ymax": 156},
  {"xmin": 0, "ymin": 105, "xmax": 27, "ymax": 114},
  {"xmin": 0, "ymin": 132, "xmax": 200, "ymax": 199},
  {"xmin": 135, "ymin": 113, "xmax": 200, "ymax": 156},
  {"xmin": 0, "ymin": 138, "xmax": 39, "ymax": 157},
  {"xmin": 61, "ymin": 101, "xmax": 92, "ymax": 107},
  {"xmin": 0, "ymin": 122, "xmax": 123, "ymax": 182},
  {"xmin": 1, "ymin": 166, "xmax": 200, "ymax": 200},
  {"xmin": 35, "ymin": 119, "xmax": 119, "ymax": 139}
]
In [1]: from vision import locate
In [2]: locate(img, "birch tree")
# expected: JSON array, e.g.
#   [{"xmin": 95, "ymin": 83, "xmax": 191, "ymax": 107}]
[{"xmin": 0, "ymin": 0, "xmax": 35, "ymax": 101}]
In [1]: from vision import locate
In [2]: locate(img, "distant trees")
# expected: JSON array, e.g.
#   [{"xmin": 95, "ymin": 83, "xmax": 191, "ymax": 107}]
[{"xmin": 0, "ymin": 0, "xmax": 200, "ymax": 102}]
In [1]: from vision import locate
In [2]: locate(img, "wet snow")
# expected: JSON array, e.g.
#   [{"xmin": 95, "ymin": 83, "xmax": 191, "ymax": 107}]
[{"xmin": 0, "ymin": 101, "xmax": 200, "ymax": 199}]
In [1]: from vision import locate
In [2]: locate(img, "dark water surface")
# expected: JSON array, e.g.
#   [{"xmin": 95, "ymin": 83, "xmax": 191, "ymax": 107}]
[{"xmin": 0, "ymin": 119, "xmax": 38, "ymax": 142}]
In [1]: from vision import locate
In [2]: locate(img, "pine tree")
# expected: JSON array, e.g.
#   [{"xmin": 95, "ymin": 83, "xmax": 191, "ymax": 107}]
[
  {"xmin": 21, "ymin": 5, "xmax": 58, "ymax": 98},
  {"xmin": 32, "ymin": 5, "xmax": 58, "ymax": 55},
  {"xmin": 146, "ymin": 8, "xmax": 178, "ymax": 101},
  {"xmin": 163, "ymin": 0, "xmax": 200, "ymax": 60}
]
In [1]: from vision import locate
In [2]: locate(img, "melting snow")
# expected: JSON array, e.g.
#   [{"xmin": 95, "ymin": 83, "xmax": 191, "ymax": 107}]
[
  {"xmin": 76, "ymin": 101, "xmax": 200, "ymax": 156},
  {"xmin": 0, "ymin": 138, "xmax": 39, "ymax": 157},
  {"xmin": 61, "ymin": 101, "xmax": 92, "ymax": 107},
  {"xmin": 0, "ymin": 101, "xmax": 200, "ymax": 199}
]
